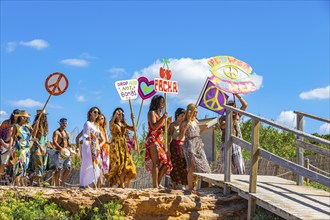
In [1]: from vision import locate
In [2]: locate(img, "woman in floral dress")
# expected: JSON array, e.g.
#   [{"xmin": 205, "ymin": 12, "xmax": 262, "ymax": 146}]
[
  {"xmin": 179, "ymin": 104, "xmax": 211, "ymax": 192},
  {"xmin": 145, "ymin": 95, "xmax": 172, "ymax": 188},
  {"xmin": 31, "ymin": 109, "xmax": 49, "ymax": 187},
  {"xmin": 11, "ymin": 110, "xmax": 33, "ymax": 186}
]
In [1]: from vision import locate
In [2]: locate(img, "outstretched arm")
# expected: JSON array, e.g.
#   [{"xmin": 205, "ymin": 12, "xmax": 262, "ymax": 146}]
[{"xmin": 235, "ymin": 94, "xmax": 247, "ymax": 111}]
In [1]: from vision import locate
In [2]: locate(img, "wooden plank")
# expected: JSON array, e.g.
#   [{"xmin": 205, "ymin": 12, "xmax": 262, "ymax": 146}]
[
  {"xmin": 259, "ymin": 149, "xmax": 330, "ymax": 187},
  {"xmin": 195, "ymin": 173, "xmax": 330, "ymax": 220},
  {"xmin": 294, "ymin": 111, "xmax": 330, "ymax": 124},
  {"xmin": 224, "ymin": 105, "xmax": 330, "ymax": 146},
  {"xmin": 295, "ymin": 139, "xmax": 330, "ymax": 157},
  {"xmin": 232, "ymin": 136, "xmax": 252, "ymax": 151}
]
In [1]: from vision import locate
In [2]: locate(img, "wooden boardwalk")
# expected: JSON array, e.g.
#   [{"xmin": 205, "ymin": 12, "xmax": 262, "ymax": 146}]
[{"xmin": 195, "ymin": 173, "xmax": 330, "ymax": 220}]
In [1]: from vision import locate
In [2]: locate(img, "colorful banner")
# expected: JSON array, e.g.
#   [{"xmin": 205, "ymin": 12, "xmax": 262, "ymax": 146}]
[
  {"xmin": 198, "ymin": 78, "xmax": 228, "ymax": 115},
  {"xmin": 209, "ymin": 75, "xmax": 256, "ymax": 95},
  {"xmin": 115, "ymin": 79, "xmax": 138, "ymax": 100},
  {"xmin": 154, "ymin": 78, "xmax": 179, "ymax": 94},
  {"xmin": 207, "ymin": 56, "xmax": 256, "ymax": 94}
]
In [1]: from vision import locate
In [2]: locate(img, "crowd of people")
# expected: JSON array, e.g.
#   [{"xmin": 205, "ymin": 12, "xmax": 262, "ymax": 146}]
[{"xmin": 0, "ymin": 94, "xmax": 247, "ymax": 192}]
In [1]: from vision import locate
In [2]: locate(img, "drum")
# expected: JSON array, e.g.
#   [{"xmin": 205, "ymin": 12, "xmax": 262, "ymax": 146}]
[{"xmin": 60, "ymin": 148, "xmax": 70, "ymax": 159}]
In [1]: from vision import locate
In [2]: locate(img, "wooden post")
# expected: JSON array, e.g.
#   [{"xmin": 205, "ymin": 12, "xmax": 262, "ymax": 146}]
[
  {"xmin": 129, "ymin": 99, "xmax": 139, "ymax": 152},
  {"xmin": 223, "ymin": 108, "xmax": 233, "ymax": 196},
  {"xmin": 296, "ymin": 113, "xmax": 304, "ymax": 185},
  {"xmin": 136, "ymin": 100, "xmax": 144, "ymax": 127},
  {"xmin": 164, "ymin": 93, "xmax": 168, "ymax": 152},
  {"xmin": 248, "ymin": 119, "xmax": 260, "ymax": 220},
  {"xmin": 304, "ymin": 158, "xmax": 310, "ymax": 183}
]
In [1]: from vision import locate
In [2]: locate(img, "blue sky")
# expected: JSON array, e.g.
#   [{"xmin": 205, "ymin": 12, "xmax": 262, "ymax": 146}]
[{"xmin": 1, "ymin": 1, "xmax": 329, "ymax": 141}]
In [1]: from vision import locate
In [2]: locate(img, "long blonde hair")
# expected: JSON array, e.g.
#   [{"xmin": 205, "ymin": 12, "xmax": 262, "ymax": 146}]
[
  {"xmin": 96, "ymin": 113, "xmax": 107, "ymax": 134},
  {"xmin": 184, "ymin": 103, "xmax": 197, "ymax": 124}
]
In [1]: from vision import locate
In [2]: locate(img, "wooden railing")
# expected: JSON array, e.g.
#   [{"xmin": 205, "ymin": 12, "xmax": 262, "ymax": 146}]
[
  {"xmin": 294, "ymin": 111, "xmax": 330, "ymax": 185},
  {"xmin": 223, "ymin": 106, "xmax": 330, "ymax": 220}
]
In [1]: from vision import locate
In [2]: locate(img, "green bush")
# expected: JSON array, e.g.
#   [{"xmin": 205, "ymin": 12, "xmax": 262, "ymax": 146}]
[
  {"xmin": 0, "ymin": 191, "xmax": 70, "ymax": 220},
  {"xmin": 0, "ymin": 191, "xmax": 125, "ymax": 220}
]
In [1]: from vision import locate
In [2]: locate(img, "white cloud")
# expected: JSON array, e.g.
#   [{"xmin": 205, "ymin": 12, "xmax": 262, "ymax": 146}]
[
  {"xmin": 251, "ymin": 72, "xmax": 263, "ymax": 90},
  {"xmin": 79, "ymin": 52, "xmax": 97, "ymax": 59},
  {"xmin": 60, "ymin": 59, "xmax": 89, "ymax": 67},
  {"xmin": 276, "ymin": 111, "xmax": 298, "ymax": 129},
  {"xmin": 6, "ymin": 41, "xmax": 17, "ymax": 52},
  {"xmin": 108, "ymin": 68, "xmax": 127, "ymax": 79},
  {"xmin": 0, "ymin": 111, "xmax": 8, "ymax": 123},
  {"xmin": 132, "ymin": 57, "xmax": 263, "ymax": 106},
  {"xmin": 19, "ymin": 39, "xmax": 49, "ymax": 50},
  {"xmin": 75, "ymin": 95, "xmax": 86, "ymax": 102},
  {"xmin": 319, "ymin": 123, "xmax": 330, "ymax": 134},
  {"xmin": 10, "ymin": 98, "xmax": 43, "ymax": 108},
  {"xmin": 299, "ymin": 86, "xmax": 330, "ymax": 100}
]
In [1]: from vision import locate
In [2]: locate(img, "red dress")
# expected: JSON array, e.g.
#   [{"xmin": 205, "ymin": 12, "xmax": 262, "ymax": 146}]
[{"xmin": 145, "ymin": 117, "xmax": 172, "ymax": 174}]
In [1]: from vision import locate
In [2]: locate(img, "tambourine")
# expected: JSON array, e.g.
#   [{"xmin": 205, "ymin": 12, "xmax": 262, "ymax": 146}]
[{"xmin": 60, "ymin": 148, "xmax": 70, "ymax": 159}]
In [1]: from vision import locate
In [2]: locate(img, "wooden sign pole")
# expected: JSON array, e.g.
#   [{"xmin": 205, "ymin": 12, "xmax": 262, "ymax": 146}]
[{"xmin": 129, "ymin": 99, "xmax": 139, "ymax": 152}]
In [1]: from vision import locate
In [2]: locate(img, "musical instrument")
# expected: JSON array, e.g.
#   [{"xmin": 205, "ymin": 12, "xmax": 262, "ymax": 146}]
[{"xmin": 60, "ymin": 148, "xmax": 70, "ymax": 159}]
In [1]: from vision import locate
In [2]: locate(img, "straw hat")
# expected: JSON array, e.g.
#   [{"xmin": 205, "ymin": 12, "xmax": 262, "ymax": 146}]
[
  {"xmin": 36, "ymin": 109, "xmax": 46, "ymax": 115},
  {"xmin": 17, "ymin": 110, "xmax": 31, "ymax": 117}
]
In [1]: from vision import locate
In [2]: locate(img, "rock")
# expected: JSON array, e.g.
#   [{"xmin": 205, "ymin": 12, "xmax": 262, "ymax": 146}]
[{"xmin": 0, "ymin": 186, "xmax": 247, "ymax": 219}]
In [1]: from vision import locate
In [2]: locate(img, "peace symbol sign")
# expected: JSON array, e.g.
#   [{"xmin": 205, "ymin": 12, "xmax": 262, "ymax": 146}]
[
  {"xmin": 223, "ymin": 66, "xmax": 238, "ymax": 79},
  {"xmin": 203, "ymin": 86, "xmax": 226, "ymax": 111},
  {"xmin": 45, "ymin": 72, "xmax": 69, "ymax": 96}
]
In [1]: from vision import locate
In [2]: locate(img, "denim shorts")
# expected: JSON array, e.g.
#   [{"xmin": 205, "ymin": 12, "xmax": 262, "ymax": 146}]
[{"xmin": 54, "ymin": 152, "xmax": 71, "ymax": 169}]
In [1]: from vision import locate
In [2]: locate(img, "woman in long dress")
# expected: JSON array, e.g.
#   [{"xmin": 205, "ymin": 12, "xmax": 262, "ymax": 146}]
[
  {"xmin": 168, "ymin": 108, "xmax": 188, "ymax": 189},
  {"xmin": 80, "ymin": 107, "xmax": 105, "ymax": 188},
  {"xmin": 179, "ymin": 104, "xmax": 211, "ymax": 192},
  {"xmin": 107, "ymin": 108, "xmax": 136, "ymax": 188},
  {"xmin": 11, "ymin": 110, "xmax": 33, "ymax": 186},
  {"xmin": 97, "ymin": 114, "xmax": 110, "ymax": 176},
  {"xmin": 145, "ymin": 95, "xmax": 172, "ymax": 188},
  {"xmin": 30, "ymin": 110, "xmax": 48, "ymax": 187},
  {"xmin": 219, "ymin": 94, "xmax": 247, "ymax": 174}
]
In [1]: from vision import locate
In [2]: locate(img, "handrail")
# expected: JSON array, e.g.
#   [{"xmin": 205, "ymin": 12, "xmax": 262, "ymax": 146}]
[
  {"xmin": 295, "ymin": 139, "xmax": 330, "ymax": 157},
  {"xmin": 294, "ymin": 111, "xmax": 330, "ymax": 124},
  {"xmin": 225, "ymin": 105, "xmax": 330, "ymax": 146},
  {"xmin": 222, "ymin": 105, "xmax": 330, "ymax": 219}
]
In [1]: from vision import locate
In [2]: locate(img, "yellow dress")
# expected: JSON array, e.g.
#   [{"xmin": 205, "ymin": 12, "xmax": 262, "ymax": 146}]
[{"xmin": 107, "ymin": 123, "xmax": 136, "ymax": 187}]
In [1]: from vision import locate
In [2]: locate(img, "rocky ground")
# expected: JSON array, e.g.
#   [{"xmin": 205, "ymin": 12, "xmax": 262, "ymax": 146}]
[{"xmin": 0, "ymin": 186, "xmax": 247, "ymax": 219}]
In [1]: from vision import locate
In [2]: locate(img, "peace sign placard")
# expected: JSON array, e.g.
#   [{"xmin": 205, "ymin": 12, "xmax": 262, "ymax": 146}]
[
  {"xmin": 198, "ymin": 78, "xmax": 228, "ymax": 115},
  {"xmin": 45, "ymin": 72, "xmax": 69, "ymax": 96}
]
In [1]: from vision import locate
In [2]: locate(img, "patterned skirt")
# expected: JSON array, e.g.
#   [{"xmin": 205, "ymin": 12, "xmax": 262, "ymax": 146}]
[
  {"xmin": 107, "ymin": 137, "xmax": 136, "ymax": 187},
  {"xmin": 221, "ymin": 142, "xmax": 245, "ymax": 174},
  {"xmin": 11, "ymin": 146, "xmax": 30, "ymax": 177},
  {"xmin": 100, "ymin": 143, "xmax": 110, "ymax": 174},
  {"xmin": 145, "ymin": 131, "xmax": 172, "ymax": 174},
  {"xmin": 169, "ymin": 140, "xmax": 187, "ymax": 185}
]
